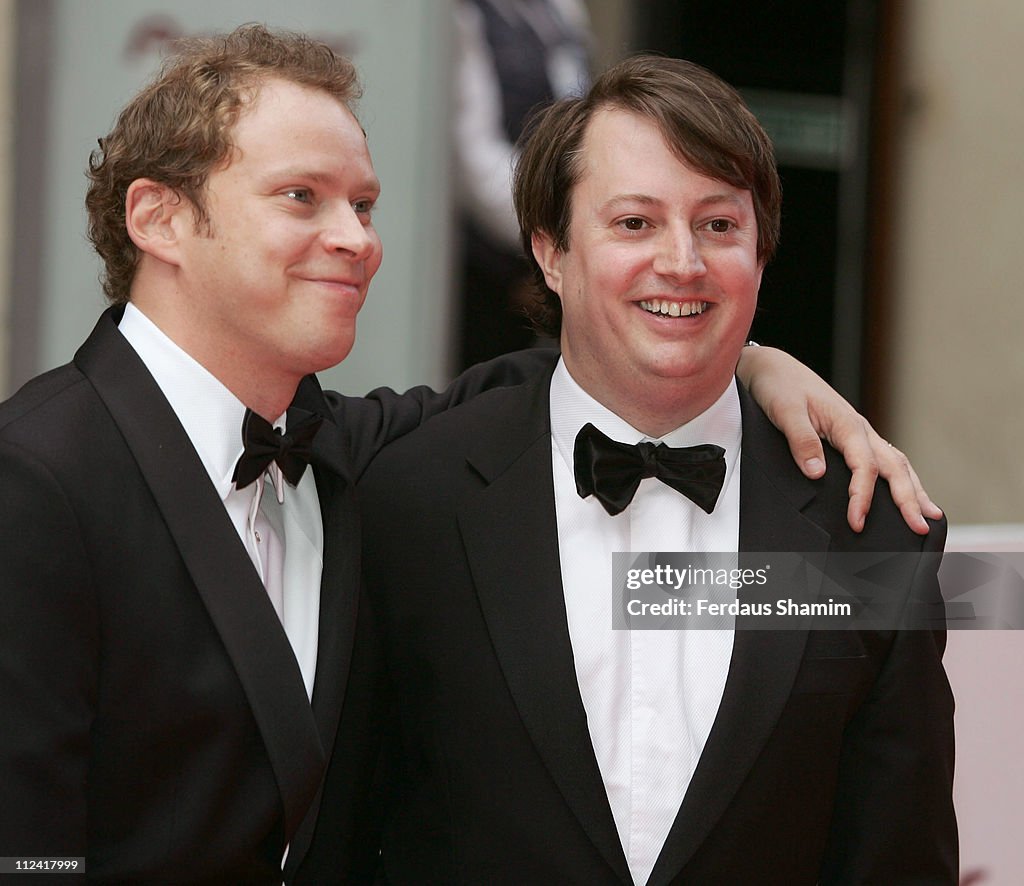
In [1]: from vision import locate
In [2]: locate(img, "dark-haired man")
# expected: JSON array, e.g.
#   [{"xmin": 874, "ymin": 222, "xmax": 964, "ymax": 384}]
[{"xmin": 358, "ymin": 56, "xmax": 956, "ymax": 884}]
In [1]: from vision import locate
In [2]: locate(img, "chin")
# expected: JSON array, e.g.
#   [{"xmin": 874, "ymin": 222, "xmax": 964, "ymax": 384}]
[
  {"xmin": 646, "ymin": 361, "xmax": 736, "ymax": 399},
  {"xmin": 641, "ymin": 353, "xmax": 706, "ymax": 379},
  {"xmin": 304, "ymin": 335, "xmax": 356, "ymax": 375}
]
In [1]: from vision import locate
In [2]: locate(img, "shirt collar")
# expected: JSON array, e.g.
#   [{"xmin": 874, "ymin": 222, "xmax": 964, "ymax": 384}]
[
  {"xmin": 118, "ymin": 302, "xmax": 286, "ymax": 500},
  {"xmin": 549, "ymin": 357, "xmax": 742, "ymax": 474}
]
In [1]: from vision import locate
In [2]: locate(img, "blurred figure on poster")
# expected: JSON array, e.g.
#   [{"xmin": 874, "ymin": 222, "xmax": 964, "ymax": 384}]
[{"xmin": 454, "ymin": 0, "xmax": 591, "ymax": 368}]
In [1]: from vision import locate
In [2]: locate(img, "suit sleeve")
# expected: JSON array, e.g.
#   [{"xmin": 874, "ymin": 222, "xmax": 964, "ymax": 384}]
[
  {"xmin": 818, "ymin": 521, "xmax": 958, "ymax": 884},
  {"xmin": 324, "ymin": 348, "xmax": 558, "ymax": 477},
  {"xmin": 0, "ymin": 441, "xmax": 98, "ymax": 859}
]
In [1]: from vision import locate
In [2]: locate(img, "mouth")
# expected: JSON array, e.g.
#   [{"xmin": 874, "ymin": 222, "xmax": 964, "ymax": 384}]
[
  {"xmin": 638, "ymin": 299, "xmax": 709, "ymax": 318},
  {"xmin": 303, "ymin": 277, "xmax": 363, "ymax": 293}
]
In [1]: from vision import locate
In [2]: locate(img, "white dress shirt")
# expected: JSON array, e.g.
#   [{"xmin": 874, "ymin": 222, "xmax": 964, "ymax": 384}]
[
  {"xmin": 550, "ymin": 358, "xmax": 742, "ymax": 886},
  {"xmin": 118, "ymin": 303, "xmax": 322, "ymax": 701}
]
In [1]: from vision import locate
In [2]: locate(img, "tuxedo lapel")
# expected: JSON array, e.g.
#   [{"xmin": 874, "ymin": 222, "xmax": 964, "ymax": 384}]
[
  {"xmin": 74, "ymin": 309, "xmax": 324, "ymax": 839},
  {"xmin": 293, "ymin": 375, "xmax": 356, "ymax": 746},
  {"xmin": 284, "ymin": 378, "xmax": 360, "ymax": 872},
  {"xmin": 456, "ymin": 373, "xmax": 632, "ymax": 885},
  {"xmin": 647, "ymin": 387, "xmax": 830, "ymax": 886}
]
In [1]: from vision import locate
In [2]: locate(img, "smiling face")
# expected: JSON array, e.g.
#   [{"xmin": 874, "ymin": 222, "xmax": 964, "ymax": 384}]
[
  {"xmin": 167, "ymin": 77, "xmax": 382, "ymax": 411},
  {"xmin": 532, "ymin": 107, "xmax": 763, "ymax": 434}
]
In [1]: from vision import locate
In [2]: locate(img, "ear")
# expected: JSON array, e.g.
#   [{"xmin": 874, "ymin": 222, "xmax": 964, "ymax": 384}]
[
  {"xmin": 124, "ymin": 178, "xmax": 191, "ymax": 266},
  {"xmin": 531, "ymin": 232, "xmax": 564, "ymax": 296}
]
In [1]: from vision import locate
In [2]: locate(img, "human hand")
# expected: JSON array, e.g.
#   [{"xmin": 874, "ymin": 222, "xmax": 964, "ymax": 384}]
[{"xmin": 737, "ymin": 345, "xmax": 942, "ymax": 534}]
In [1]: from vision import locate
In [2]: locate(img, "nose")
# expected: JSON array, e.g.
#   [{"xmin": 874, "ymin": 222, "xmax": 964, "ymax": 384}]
[
  {"xmin": 322, "ymin": 202, "xmax": 377, "ymax": 261},
  {"xmin": 652, "ymin": 227, "xmax": 706, "ymax": 281}
]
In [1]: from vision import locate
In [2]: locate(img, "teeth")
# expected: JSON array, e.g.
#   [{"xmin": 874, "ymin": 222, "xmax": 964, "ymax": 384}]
[{"xmin": 639, "ymin": 299, "xmax": 708, "ymax": 317}]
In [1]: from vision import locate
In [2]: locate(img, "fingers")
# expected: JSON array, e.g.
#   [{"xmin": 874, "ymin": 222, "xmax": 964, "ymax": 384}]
[
  {"xmin": 821, "ymin": 411, "xmax": 939, "ymax": 536},
  {"xmin": 791, "ymin": 429, "xmax": 827, "ymax": 479},
  {"xmin": 835, "ymin": 415, "xmax": 880, "ymax": 533},
  {"xmin": 871, "ymin": 439, "xmax": 942, "ymax": 535},
  {"xmin": 770, "ymin": 400, "xmax": 828, "ymax": 478},
  {"xmin": 777, "ymin": 401, "xmax": 889, "ymax": 534},
  {"xmin": 908, "ymin": 460, "xmax": 944, "ymax": 520}
]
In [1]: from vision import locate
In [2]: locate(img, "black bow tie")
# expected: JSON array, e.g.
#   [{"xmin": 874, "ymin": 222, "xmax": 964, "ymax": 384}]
[
  {"xmin": 573, "ymin": 422, "xmax": 726, "ymax": 517},
  {"xmin": 232, "ymin": 407, "xmax": 324, "ymax": 489}
]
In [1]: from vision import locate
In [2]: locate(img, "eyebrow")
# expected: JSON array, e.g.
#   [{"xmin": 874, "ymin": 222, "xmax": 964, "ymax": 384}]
[
  {"xmin": 262, "ymin": 167, "xmax": 381, "ymax": 192},
  {"xmin": 599, "ymin": 191, "xmax": 747, "ymax": 213}
]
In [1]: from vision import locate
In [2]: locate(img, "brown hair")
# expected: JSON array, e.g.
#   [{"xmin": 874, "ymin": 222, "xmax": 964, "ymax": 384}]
[
  {"xmin": 513, "ymin": 54, "xmax": 781, "ymax": 336},
  {"xmin": 86, "ymin": 23, "xmax": 362, "ymax": 304}
]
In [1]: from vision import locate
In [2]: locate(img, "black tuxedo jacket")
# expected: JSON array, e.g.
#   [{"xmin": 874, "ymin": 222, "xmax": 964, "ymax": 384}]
[
  {"xmin": 358, "ymin": 365, "xmax": 957, "ymax": 885},
  {"xmin": 0, "ymin": 309, "xmax": 548, "ymax": 884}
]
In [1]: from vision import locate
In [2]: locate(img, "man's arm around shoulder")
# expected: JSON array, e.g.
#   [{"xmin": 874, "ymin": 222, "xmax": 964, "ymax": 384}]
[{"xmin": 326, "ymin": 347, "xmax": 557, "ymax": 477}]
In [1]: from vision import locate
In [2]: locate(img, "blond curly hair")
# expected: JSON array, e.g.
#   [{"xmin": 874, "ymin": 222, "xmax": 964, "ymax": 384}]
[{"xmin": 85, "ymin": 23, "xmax": 361, "ymax": 304}]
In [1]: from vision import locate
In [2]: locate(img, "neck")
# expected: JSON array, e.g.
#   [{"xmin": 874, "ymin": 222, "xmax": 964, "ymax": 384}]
[
  {"xmin": 239, "ymin": 388, "xmax": 296, "ymax": 424},
  {"xmin": 601, "ymin": 393, "xmax": 717, "ymax": 438},
  {"xmin": 184, "ymin": 336, "xmax": 299, "ymax": 422},
  {"xmin": 128, "ymin": 294, "xmax": 298, "ymax": 422},
  {"xmin": 562, "ymin": 363, "xmax": 731, "ymax": 438}
]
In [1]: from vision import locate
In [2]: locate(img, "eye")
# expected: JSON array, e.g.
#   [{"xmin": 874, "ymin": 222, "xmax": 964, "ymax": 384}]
[
  {"xmin": 706, "ymin": 218, "xmax": 734, "ymax": 233},
  {"xmin": 284, "ymin": 188, "xmax": 313, "ymax": 204},
  {"xmin": 353, "ymin": 198, "xmax": 376, "ymax": 216},
  {"xmin": 618, "ymin": 217, "xmax": 648, "ymax": 232}
]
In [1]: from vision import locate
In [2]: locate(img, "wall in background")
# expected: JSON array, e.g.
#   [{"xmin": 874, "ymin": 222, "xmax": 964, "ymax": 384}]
[
  {"xmin": 888, "ymin": 0, "xmax": 1024, "ymax": 524},
  {"xmin": 0, "ymin": 0, "xmax": 13, "ymax": 396}
]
